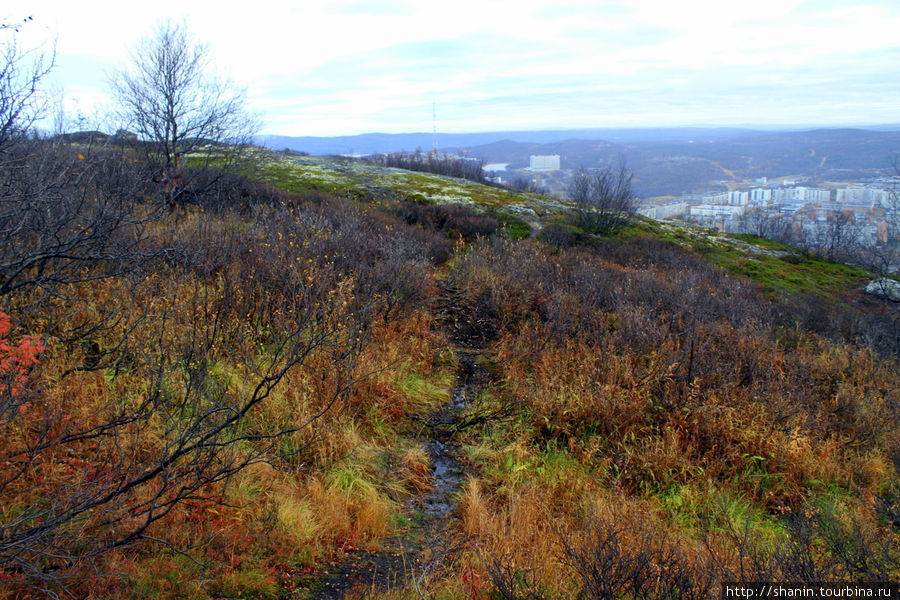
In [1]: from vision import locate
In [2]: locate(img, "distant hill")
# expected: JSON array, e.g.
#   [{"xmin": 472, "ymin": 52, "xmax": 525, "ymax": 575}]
[
  {"xmin": 257, "ymin": 127, "xmax": 759, "ymax": 156},
  {"xmin": 684, "ymin": 128, "xmax": 900, "ymax": 175},
  {"xmin": 458, "ymin": 128, "xmax": 900, "ymax": 197}
]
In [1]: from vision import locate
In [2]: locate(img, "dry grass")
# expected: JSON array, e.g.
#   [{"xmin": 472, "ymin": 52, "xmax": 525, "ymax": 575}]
[{"xmin": 440, "ymin": 237, "xmax": 899, "ymax": 598}]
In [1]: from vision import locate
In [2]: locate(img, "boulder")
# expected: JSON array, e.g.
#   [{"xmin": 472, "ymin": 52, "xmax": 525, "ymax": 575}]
[{"xmin": 865, "ymin": 278, "xmax": 900, "ymax": 302}]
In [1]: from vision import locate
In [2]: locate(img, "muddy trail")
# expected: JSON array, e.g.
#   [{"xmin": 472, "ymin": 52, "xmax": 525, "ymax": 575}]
[
  {"xmin": 312, "ymin": 284, "xmax": 493, "ymax": 599},
  {"xmin": 312, "ymin": 358, "xmax": 482, "ymax": 599}
]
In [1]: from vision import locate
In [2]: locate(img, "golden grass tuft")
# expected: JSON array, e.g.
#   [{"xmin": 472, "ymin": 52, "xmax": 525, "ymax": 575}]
[
  {"xmin": 274, "ymin": 485, "xmax": 321, "ymax": 546},
  {"xmin": 398, "ymin": 446, "xmax": 432, "ymax": 494}
]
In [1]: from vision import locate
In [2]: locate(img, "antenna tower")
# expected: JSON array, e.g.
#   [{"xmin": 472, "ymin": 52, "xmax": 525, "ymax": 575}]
[{"xmin": 432, "ymin": 102, "xmax": 438, "ymax": 155}]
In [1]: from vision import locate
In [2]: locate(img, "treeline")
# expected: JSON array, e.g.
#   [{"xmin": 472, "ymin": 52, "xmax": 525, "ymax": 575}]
[{"xmin": 370, "ymin": 150, "xmax": 487, "ymax": 184}]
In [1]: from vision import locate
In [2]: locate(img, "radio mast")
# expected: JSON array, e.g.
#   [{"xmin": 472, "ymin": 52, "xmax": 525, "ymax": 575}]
[{"xmin": 432, "ymin": 101, "xmax": 438, "ymax": 155}]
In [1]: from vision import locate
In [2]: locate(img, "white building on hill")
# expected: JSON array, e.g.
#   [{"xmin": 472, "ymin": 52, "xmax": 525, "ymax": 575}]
[
  {"xmin": 836, "ymin": 187, "xmax": 891, "ymax": 207},
  {"xmin": 690, "ymin": 204, "xmax": 746, "ymax": 220},
  {"xmin": 638, "ymin": 202, "xmax": 688, "ymax": 219},
  {"xmin": 529, "ymin": 155, "xmax": 560, "ymax": 171},
  {"xmin": 703, "ymin": 191, "xmax": 749, "ymax": 206}
]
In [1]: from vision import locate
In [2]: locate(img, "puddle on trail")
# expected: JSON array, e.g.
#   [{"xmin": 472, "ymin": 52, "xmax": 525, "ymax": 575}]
[{"xmin": 420, "ymin": 384, "xmax": 468, "ymax": 520}]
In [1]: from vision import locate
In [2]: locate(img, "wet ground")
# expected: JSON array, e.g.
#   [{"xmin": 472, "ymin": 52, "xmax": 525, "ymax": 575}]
[{"xmin": 312, "ymin": 358, "xmax": 478, "ymax": 599}]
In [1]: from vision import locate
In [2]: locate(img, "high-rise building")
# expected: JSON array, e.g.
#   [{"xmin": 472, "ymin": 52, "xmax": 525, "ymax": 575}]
[
  {"xmin": 529, "ymin": 155, "xmax": 560, "ymax": 171},
  {"xmin": 750, "ymin": 188, "xmax": 772, "ymax": 204}
]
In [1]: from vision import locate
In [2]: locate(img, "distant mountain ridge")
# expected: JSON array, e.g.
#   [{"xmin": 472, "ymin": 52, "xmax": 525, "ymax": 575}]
[
  {"xmin": 462, "ymin": 128, "xmax": 900, "ymax": 196},
  {"xmin": 258, "ymin": 127, "xmax": 762, "ymax": 156},
  {"xmin": 258, "ymin": 126, "xmax": 900, "ymax": 156}
]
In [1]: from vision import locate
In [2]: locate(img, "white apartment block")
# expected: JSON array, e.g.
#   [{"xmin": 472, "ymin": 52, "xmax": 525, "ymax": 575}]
[
  {"xmin": 638, "ymin": 202, "xmax": 688, "ymax": 219},
  {"xmin": 793, "ymin": 186, "xmax": 832, "ymax": 204},
  {"xmin": 836, "ymin": 187, "xmax": 891, "ymax": 207},
  {"xmin": 756, "ymin": 186, "xmax": 830, "ymax": 205},
  {"xmin": 690, "ymin": 204, "xmax": 746, "ymax": 219},
  {"xmin": 703, "ymin": 190, "xmax": 753, "ymax": 206},
  {"xmin": 729, "ymin": 190, "xmax": 749, "ymax": 205},
  {"xmin": 750, "ymin": 188, "xmax": 772, "ymax": 204},
  {"xmin": 529, "ymin": 155, "xmax": 560, "ymax": 171}
]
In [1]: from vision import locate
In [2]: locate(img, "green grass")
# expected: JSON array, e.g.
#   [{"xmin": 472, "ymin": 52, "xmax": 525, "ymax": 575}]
[
  {"xmin": 714, "ymin": 249, "xmax": 871, "ymax": 298},
  {"xmin": 630, "ymin": 218, "xmax": 874, "ymax": 299},
  {"xmin": 730, "ymin": 232, "xmax": 795, "ymax": 251},
  {"xmin": 396, "ymin": 369, "xmax": 452, "ymax": 413},
  {"xmin": 489, "ymin": 209, "xmax": 532, "ymax": 239},
  {"xmin": 126, "ymin": 554, "xmax": 206, "ymax": 599},
  {"xmin": 244, "ymin": 149, "xmax": 568, "ymax": 218}
]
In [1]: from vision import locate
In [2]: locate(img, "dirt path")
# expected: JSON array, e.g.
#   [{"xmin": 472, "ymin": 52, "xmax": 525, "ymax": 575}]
[
  {"xmin": 309, "ymin": 274, "xmax": 500, "ymax": 599},
  {"xmin": 312, "ymin": 319, "xmax": 483, "ymax": 599}
]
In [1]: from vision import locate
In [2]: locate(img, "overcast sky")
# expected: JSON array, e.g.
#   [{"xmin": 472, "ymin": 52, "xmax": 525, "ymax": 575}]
[{"xmin": 11, "ymin": 0, "xmax": 900, "ymax": 136}]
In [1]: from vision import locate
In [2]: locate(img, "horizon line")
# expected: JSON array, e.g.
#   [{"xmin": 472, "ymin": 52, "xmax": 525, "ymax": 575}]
[{"xmin": 259, "ymin": 123, "xmax": 900, "ymax": 139}]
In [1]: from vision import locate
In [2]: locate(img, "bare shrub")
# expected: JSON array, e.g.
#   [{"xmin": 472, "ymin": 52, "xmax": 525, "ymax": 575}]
[
  {"xmin": 559, "ymin": 509, "xmax": 712, "ymax": 600},
  {"xmin": 570, "ymin": 162, "xmax": 636, "ymax": 235},
  {"xmin": 390, "ymin": 200, "xmax": 499, "ymax": 241}
]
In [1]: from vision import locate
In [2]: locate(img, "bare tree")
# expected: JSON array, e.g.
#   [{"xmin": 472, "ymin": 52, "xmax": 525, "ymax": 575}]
[
  {"xmin": 373, "ymin": 150, "xmax": 487, "ymax": 184},
  {"xmin": 0, "ymin": 17, "xmax": 54, "ymax": 153},
  {"xmin": 871, "ymin": 158, "xmax": 900, "ymax": 274},
  {"xmin": 109, "ymin": 21, "xmax": 257, "ymax": 209},
  {"xmin": 570, "ymin": 161, "xmax": 635, "ymax": 234},
  {"xmin": 0, "ymin": 20, "xmax": 152, "ymax": 300},
  {"xmin": 508, "ymin": 175, "xmax": 546, "ymax": 194},
  {"xmin": 737, "ymin": 208, "xmax": 792, "ymax": 243},
  {"xmin": 853, "ymin": 161, "xmax": 900, "ymax": 302},
  {"xmin": 820, "ymin": 209, "xmax": 860, "ymax": 262}
]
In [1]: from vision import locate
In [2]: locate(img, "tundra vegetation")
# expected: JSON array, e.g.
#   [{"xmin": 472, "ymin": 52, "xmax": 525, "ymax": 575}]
[{"xmin": 1, "ymin": 20, "xmax": 898, "ymax": 600}]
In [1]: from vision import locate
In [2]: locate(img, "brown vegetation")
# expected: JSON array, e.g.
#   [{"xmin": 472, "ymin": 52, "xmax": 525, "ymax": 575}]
[{"xmin": 443, "ymin": 237, "xmax": 899, "ymax": 598}]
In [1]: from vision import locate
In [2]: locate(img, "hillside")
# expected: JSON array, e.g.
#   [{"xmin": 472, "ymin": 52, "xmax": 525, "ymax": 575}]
[
  {"xmin": 248, "ymin": 149, "xmax": 564, "ymax": 227},
  {"xmin": 250, "ymin": 151, "xmax": 890, "ymax": 301},
  {"xmin": 1, "ymin": 142, "xmax": 898, "ymax": 599}
]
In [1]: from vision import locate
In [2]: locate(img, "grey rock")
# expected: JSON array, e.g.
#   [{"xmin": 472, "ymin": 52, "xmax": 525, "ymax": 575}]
[{"xmin": 865, "ymin": 278, "xmax": 900, "ymax": 302}]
